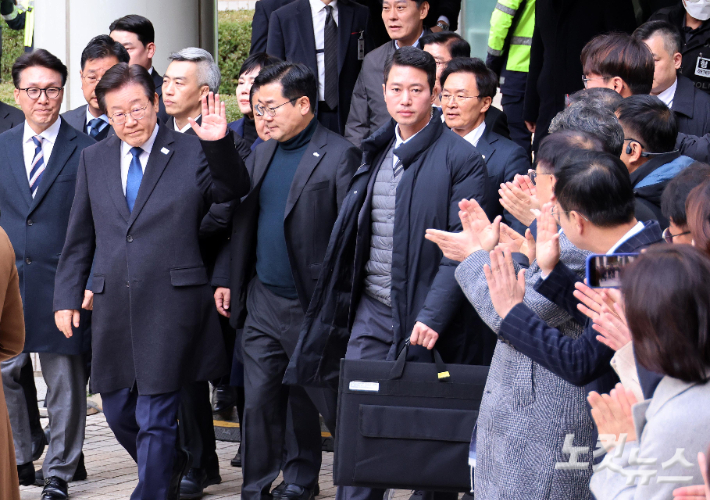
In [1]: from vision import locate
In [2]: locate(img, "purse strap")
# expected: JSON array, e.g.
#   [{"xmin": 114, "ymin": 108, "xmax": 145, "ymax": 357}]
[{"xmin": 389, "ymin": 340, "xmax": 451, "ymax": 383}]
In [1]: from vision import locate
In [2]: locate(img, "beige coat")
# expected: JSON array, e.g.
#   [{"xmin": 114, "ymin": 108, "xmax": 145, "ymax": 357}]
[{"xmin": 0, "ymin": 228, "xmax": 25, "ymax": 500}]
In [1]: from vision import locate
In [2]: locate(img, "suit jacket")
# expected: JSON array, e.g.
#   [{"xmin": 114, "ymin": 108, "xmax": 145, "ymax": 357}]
[
  {"xmin": 212, "ymin": 120, "xmax": 360, "ymax": 328},
  {"xmin": 61, "ymin": 104, "xmax": 115, "ymax": 141},
  {"xmin": 497, "ymin": 220, "xmax": 663, "ymax": 395},
  {"xmin": 0, "ymin": 102, "xmax": 23, "ymax": 135},
  {"xmin": 0, "ymin": 228, "xmax": 24, "ymax": 500},
  {"xmin": 475, "ymin": 124, "xmax": 530, "ymax": 233},
  {"xmin": 228, "ymin": 117, "xmax": 264, "ymax": 150},
  {"xmin": 484, "ymin": 105, "xmax": 511, "ymax": 140},
  {"xmin": 152, "ymin": 68, "xmax": 169, "ymax": 124},
  {"xmin": 53, "ymin": 126, "xmax": 250, "ymax": 395},
  {"xmin": 251, "ymin": 0, "xmax": 297, "ymax": 54},
  {"xmin": 0, "ymin": 119, "xmax": 95, "ymax": 354},
  {"xmin": 672, "ymin": 74, "xmax": 710, "ymax": 137},
  {"xmin": 267, "ymin": 0, "xmax": 373, "ymax": 134}
]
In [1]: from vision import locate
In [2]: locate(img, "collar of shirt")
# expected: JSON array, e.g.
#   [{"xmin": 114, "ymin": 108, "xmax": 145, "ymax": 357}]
[
  {"xmin": 85, "ymin": 107, "xmax": 109, "ymax": 127},
  {"xmin": 395, "ymin": 29, "xmax": 424, "ymax": 50},
  {"xmin": 657, "ymin": 78, "xmax": 678, "ymax": 108},
  {"xmin": 23, "ymin": 117, "xmax": 61, "ymax": 148},
  {"xmin": 310, "ymin": 0, "xmax": 337, "ymax": 16},
  {"xmin": 148, "ymin": 66, "xmax": 154, "ymax": 75},
  {"xmin": 173, "ymin": 114, "xmax": 201, "ymax": 133},
  {"xmin": 463, "ymin": 121, "xmax": 486, "ymax": 147},
  {"xmin": 23, "ymin": 117, "xmax": 62, "ymax": 180},
  {"xmin": 606, "ymin": 221, "xmax": 645, "ymax": 255},
  {"xmin": 121, "ymin": 123, "xmax": 160, "ymax": 160}
]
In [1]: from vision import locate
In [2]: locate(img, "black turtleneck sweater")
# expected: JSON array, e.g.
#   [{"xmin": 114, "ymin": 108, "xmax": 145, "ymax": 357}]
[
  {"xmin": 242, "ymin": 116, "xmax": 259, "ymax": 146},
  {"xmin": 255, "ymin": 117, "xmax": 318, "ymax": 298}
]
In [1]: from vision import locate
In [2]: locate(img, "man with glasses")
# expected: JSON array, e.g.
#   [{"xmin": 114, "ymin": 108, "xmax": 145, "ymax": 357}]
[
  {"xmin": 53, "ymin": 63, "xmax": 250, "ymax": 500},
  {"xmin": 0, "ymin": 49, "xmax": 96, "ymax": 500},
  {"xmin": 439, "ymin": 57, "xmax": 529, "ymax": 233},
  {"xmin": 209, "ymin": 61, "xmax": 359, "ymax": 500},
  {"xmin": 62, "ymin": 35, "xmax": 129, "ymax": 141},
  {"xmin": 660, "ymin": 162, "xmax": 710, "ymax": 244}
]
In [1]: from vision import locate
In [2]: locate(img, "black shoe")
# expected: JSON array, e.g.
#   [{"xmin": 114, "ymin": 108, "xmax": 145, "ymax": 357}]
[
  {"xmin": 179, "ymin": 468, "xmax": 206, "ymax": 499},
  {"xmin": 212, "ymin": 385, "xmax": 237, "ymax": 416},
  {"xmin": 273, "ymin": 482, "xmax": 320, "ymax": 499},
  {"xmin": 35, "ymin": 452, "xmax": 86, "ymax": 485},
  {"xmin": 168, "ymin": 448, "xmax": 191, "ymax": 500},
  {"xmin": 31, "ymin": 426, "xmax": 48, "ymax": 461},
  {"xmin": 279, "ymin": 484, "xmax": 315, "ymax": 500},
  {"xmin": 41, "ymin": 476, "xmax": 68, "ymax": 500},
  {"xmin": 17, "ymin": 461, "xmax": 35, "ymax": 486},
  {"xmin": 230, "ymin": 444, "xmax": 242, "ymax": 467}
]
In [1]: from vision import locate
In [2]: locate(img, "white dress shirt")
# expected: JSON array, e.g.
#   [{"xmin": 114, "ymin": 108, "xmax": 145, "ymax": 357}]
[
  {"xmin": 120, "ymin": 123, "xmax": 160, "ymax": 195},
  {"xmin": 310, "ymin": 0, "xmax": 338, "ymax": 102},
  {"xmin": 84, "ymin": 106, "xmax": 110, "ymax": 135},
  {"xmin": 656, "ymin": 78, "xmax": 678, "ymax": 108},
  {"xmin": 172, "ymin": 114, "xmax": 201, "ymax": 134},
  {"xmin": 22, "ymin": 118, "xmax": 61, "ymax": 181},
  {"xmin": 462, "ymin": 121, "xmax": 486, "ymax": 147}
]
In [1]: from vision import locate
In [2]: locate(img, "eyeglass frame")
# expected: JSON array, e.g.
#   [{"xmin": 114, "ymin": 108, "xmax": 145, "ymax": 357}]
[
  {"xmin": 254, "ymin": 97, "xmax": 303, "ymax": 117},
  {"xmin": 17, "ymin": 87, "xmax": 63, "ymax": 100},
  {"xmin": 108, "ymin": 104, "xmax": 150, "ymax": 125},
  {"xmin": 550, "ymin": 204, "xmax": 590, "ymax": 224},
  {"xmin": 529, "ymin": 169, "xmax": 554, "ymax": 186},
  {"xmin": 438, "ymin": 93, "xmax": 481, "ymax": 104},
  {"xmin": 581, "ymin": 75, "xmax": 610, "ymax": 88},
  {"xmin": 662, "ymin": 227, "xmax": 691, "ymax": 244}
]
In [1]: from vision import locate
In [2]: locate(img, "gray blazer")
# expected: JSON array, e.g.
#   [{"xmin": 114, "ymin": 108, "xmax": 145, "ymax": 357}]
[
  {"xmin": 591, "ymin": 375, "xmax": 710, "ymax": 499},
  {"xmin": 455, "ymin": 234, "xmax": 596, "ymax": 499}
]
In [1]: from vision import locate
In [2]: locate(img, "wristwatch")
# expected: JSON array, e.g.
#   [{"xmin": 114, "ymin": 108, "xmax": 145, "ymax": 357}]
[{"xmin": 436, "ymin": 21, "xmax": 450, "ymax": 31}]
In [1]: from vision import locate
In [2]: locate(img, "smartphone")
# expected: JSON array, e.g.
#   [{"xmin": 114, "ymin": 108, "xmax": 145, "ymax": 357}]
[{"xmin": 585, "ymin": 253, "xmax": 639, "ymax": 288}]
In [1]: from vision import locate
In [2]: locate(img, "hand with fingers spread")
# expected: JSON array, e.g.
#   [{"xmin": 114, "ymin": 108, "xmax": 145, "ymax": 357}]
[
  {"xmin": 673, "ymin": 452, "xmax": 710, "ymax": 499},
  {"xmin": 483, "ymin": 248, "xmax": 526, "ymax": 319},
  {"xmin": 593, "ymin": 302, "xmax": 632, "ymax": 351},
  {"xmin": 573, "ymin": 281, "xmax": 620, "ymax": 322},
  {"xmin": 588, "ymin": 383, "xmax": 638, "ymax": 449},
  {"xmin": 460, "ymin": 198, "xmax": 501, "ymax": 251},
  {"xmin": 536, "ymin": 202, "xmax": 561, "ymax": 276},
  {"xmin": 190, "ymin": 92, "xmax": 228, "ymax": 141},
  {"xmin": 499, "ymin": 177, "xmax": 539, "ymax": 227}
]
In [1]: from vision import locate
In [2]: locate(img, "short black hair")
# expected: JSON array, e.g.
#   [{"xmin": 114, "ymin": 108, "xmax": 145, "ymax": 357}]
[
  {"xmin": 251, "ymin": 62, "xmax": 317, "ymax": 113},
  {"xmin": 548, "ymin": 103, "xmax": 625, "ymax": 156},
  {"xmin": 633, "ymin": 20, "xmax": 682, "ymax": 56},
  {"xmin": 536, "ymin": 130, "xmax": 605, "ymax": 174},
  {"xmin": 420, "ymin": 32, "xmax": 471, "ymax": 58},
  {"xmin": 566, "ymin": 87, "xmax": 624, "ymax": 113},
  {"xmin": 554, "ymin": 149, "xmax": 636, "ymax": 227},
  {"xmin": 80, "ymin": 35, "xmax": 130, "ymax": 70},
  {"xmin": 581, "ymin": 32, "xmax": 654, "ymax": 95},
  {"xmin": 95, "ymin": 63, "xmax": 156, "ymax": 115},
  {"xmin": 12, "ymin": 49, "xmax": 68, "ymax": 88},
  {"xmin": 661, "ymin": 162, "xmax": 710, "ymax": 226},
  {"xmin": 109, "ymin": 15, "xmax": 155, "ymax": 46},
  {"xmin": 439, "ymin": 57, "xmax": 497, "ymax": 99},
  {"xmin": 616, "ymin": 94, "xmax": 678, "ymax": 153},
  {"xmin": 384, "ymin": 46, "xmax": 437, "ymax": 93},
  {"xmin": 238, "ymin": 52, "xmax": 282, "ymax": 79}
]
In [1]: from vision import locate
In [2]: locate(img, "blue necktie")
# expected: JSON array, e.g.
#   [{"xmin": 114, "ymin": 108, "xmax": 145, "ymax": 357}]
[
  {"xmin": 29, "ymin": 136, "xmax": 45, "ymax": 197},
  {"xmin": 126, "ymin": 147, "xmax": 143, "ymax": 212},
  {"xmin": 87, "ymin": 118, "xmax": 107, "ymax": 139}
]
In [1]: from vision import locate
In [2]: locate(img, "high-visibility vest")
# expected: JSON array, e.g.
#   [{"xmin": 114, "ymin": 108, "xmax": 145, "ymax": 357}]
[
  {"xmin": 487, "ymin": 0, "xmax": 535, "ymax": 73},
  {"xmin": 14, "ymin": 0, "xmax": 34, "ymax": 48}
]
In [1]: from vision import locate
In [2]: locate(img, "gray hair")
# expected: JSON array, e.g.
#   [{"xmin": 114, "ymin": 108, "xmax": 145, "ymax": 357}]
[
  {"xmin": 168, "ymin": 47, "xmax": 221, "ymax": 93},
  {"xmin": 549, "ymin": 102, "xmax": 624, "ymax": 157},
  {"xmin": 566, "ymin": 87, "xmax": 624, "ymax": 114}
]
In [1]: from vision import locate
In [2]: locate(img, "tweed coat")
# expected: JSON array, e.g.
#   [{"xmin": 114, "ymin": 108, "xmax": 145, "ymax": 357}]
[
  {"xmin": 0, "ymin": 228, "xmax": 24, "ymax": 500},
  {"xmin": 455, "ymin": 233, "xmax": 595, "ymax": 499}
]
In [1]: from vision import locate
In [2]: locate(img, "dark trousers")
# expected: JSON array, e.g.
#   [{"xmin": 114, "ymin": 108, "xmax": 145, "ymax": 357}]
[
  {"xmin": 241, "ymin": 277, "xmax": 337, "ymax": 500},
  {"xmin": 102, "ymin": 388, "xmax": 181, "ymax": 500},
  {"xmin": 500, "ymin": 92, "xmax": 532, "ymax": 159},
  {"xmin": 317, "ymin": 101, "xmax": 341, "ymax": 134},
  {"xmin": 179, "ymin": 381, "xmax": 218, "ymax": 472}
]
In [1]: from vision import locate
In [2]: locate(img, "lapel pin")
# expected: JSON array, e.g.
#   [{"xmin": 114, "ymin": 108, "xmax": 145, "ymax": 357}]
[
  {"xmin": 161, "ymin": 147, "xmax": 170, "ymax": 155},
  {"xmin": 313, "ymin": 152, "xmax": 320, "ymax": 157}
]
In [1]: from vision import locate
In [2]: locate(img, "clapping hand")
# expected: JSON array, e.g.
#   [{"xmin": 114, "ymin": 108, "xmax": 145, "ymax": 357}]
[
  {"xmin": 499, "ymin": 174, "xmax": 540, "ymax": 227},
  {"xmin": 498, "ymin": 223, "xmax": 536, "ymax": 263},
  {"xmin": 483, "ymin": 248, "xmax": 526, "ymax": 319},
  {"xmin": 190, "ymin": 92, "xmax": 227, "ymax": 141},
  {"xmin": 460, "ymin": 198, "xmax": 501, "ymax": 251},
  {"xmin": 588, "ymin": 383, "xmax": 638, "ymax": 450},
  {"xmin": 536, "ymin": 203, "xmax": 561, "ymax": 276},
  {"xmin": 673, "ymin": 452, "xmax": 710, "ymax": 499},
  {"xmin": 573, "ymin": 285, "xmax": 631, "ymax": 351}
]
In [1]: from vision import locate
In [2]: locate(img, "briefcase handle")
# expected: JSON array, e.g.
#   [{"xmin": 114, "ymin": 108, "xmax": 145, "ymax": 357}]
[{"xmin": 389, "ymin": 340, "xmax": 451, "ymax": 383}]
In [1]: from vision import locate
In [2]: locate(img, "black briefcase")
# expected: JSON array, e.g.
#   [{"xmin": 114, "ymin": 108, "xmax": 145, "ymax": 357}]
[{"xmin": 333, "ymin": 345, "xmax": 489, "ymax": 492}]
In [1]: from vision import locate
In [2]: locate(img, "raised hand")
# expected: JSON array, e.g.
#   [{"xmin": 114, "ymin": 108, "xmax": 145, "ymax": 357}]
[
  {"xmin": 592, "ymin": 302, "xmax": 632, "ymax": 351},
  {"xmin": 499, "ymin": 176, "xmax": 539, "ymax": 227},
  {"xmin": 460, "ymin": 198, "xmax": 501, "ymax": 251},
  {"xmin": 536, "ymin": 202, "xmax": 561, "ymax": 276},
  {"xmin": 483, "ymin": 248, "xmax": 526, "ymax": 319},
  {"xmin": 588, "ymin": 383, "xmax": 638, "ymax": 449},
  {"xmin": 573, "ymin": 281, "xmax": 619, "ymax": 322},
  {"xmin": 190, "ymin": 92, "xmax": 228, "ymax": 141}
]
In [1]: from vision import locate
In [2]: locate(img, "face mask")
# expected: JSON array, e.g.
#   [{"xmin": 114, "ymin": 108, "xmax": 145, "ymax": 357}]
[{"xmin": 684, "ymin": 0, "xmax": 710, "ymax": 21}]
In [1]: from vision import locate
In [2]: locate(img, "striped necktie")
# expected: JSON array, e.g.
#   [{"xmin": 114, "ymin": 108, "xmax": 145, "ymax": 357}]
[
  {"xmin": 323, "ymin": 4, "xmax": 338, "ymax": 109},
  {"xmin": 393, "ymin": 158, "xmax": 403, "ymax": 178},
  {"xmin": 87, "ymin": 118, "xmax": 108, "ymax": 139},
  {"xmin": 29, "ymin": 136, "xmax": 45, "ymax": 197}
]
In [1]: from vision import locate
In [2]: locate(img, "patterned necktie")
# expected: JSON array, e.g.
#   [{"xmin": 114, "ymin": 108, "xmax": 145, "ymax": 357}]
[
  {"xmin": 323, "ymin": 5, "xmax": 338, "ymax": 109},
  {"xmin": 393, "ymin": 158, "xmax": 403, "ymax": 178},
  {"xmin": 87, "ymin": 118, "xmax": 107, "ymax": 139},
  {"xmin": 29, "ymin": 136, "xmax": 45, "ymax": 197},
  {"xmin": 126, "ymin": 147, "xmax": 144, "ymax": 212}
]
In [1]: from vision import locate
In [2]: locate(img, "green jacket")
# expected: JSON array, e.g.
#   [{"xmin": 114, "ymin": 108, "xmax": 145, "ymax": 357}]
[{"xmin": 487, "ymin": 0, "xmax": 535, "ymax": 74}]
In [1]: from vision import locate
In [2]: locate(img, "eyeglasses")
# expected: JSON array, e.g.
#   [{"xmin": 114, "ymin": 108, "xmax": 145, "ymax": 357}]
[
  {"xmin": 662, "ymin": 227, "xmax": 691, "ymax": 244},
  {"xmin": 18, "ymin": 87, "xmax": 63, "ymax": 100},
  {"xmin": 529, "ymin": 170, "xmax": 553, "ymax": 186},
  {"xmin": 81, "ymin": 75, "xmax": 101, "ymax": 85},
  {"xmin": 581, "ymin": 75, "xmax": 610, "ymax": 88},
  {"xmin": 439, "ymin": 93, "xmax": 480, "ymax": 104},
  {"xmin": 551, "ymin": 205, "xmax": 590, "ymax": 224},
  {"xmin": 108, "ymin": 104, "xmax": 150, "ymax": 125},
  {"xmin": 254, "ymin": 97, "xmax": 302, "ymax": 117}
]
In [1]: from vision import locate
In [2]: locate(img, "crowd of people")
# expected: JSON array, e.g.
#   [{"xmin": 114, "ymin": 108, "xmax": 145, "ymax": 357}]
[{"xmin": 1, "ymin": 0, "xmax": 710, "ymax": 499}]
